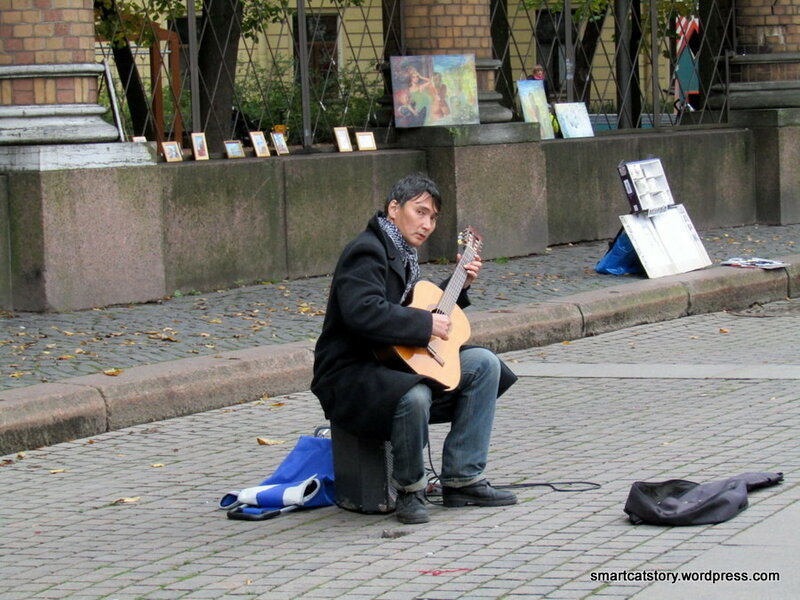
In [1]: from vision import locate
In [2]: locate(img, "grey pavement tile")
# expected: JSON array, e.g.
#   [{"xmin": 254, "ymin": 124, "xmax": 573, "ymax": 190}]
[{"xmin": 2, "ymin": 305, "xmax": 799, "ymax": 599}]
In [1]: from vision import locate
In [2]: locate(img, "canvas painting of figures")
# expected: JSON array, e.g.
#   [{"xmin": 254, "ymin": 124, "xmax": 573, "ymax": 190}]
[
  {"xmin": 390, "ymin": 55, "xmax": 480, "ymax": 128},
  {"xmin": 517, "ymin": 79, "xmax": 555, "ymax": 139},
  {"xmin": 554, "ymin": 102, "xmax": 595, "ymax": 138}
]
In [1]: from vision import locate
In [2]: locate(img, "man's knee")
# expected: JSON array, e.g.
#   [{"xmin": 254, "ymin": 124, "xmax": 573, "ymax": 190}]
[
  {"xmin": 396, "ymin": 383, "xmax": 433, "ymax": 420},
  {"xmin": 461, "ymin": 347, "xmax": 501, "ymax": 379}
]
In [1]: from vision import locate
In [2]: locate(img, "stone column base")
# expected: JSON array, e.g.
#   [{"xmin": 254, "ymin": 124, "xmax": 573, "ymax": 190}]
[
  {"xmin": 0, "ymin": 141, "xmax": 157, "ymax": 172},
  {"xmin": 0, "ymin": 104, "xmax": 121, "ymax": 146}
]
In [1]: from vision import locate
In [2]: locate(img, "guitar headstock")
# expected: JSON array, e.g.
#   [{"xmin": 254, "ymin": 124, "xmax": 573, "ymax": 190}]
[{"xmin": 458, "ymin": 227, "xmax": 483, "ymax": 255}]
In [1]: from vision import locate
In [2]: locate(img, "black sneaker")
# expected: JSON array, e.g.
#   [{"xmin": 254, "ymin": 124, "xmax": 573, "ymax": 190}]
[
  {"xmin": 395, "ymin": 490, "xmax": 430, "ymax": 524},
  {"xmin": 442, "ymin": 480, "xmax": 517, "ymax": 508}
]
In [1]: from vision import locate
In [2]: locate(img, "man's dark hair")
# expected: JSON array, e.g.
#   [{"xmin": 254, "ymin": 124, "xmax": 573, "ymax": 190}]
[{"xmin": 385, "ymin": 173, "xmax": 442, "ymax": 212}]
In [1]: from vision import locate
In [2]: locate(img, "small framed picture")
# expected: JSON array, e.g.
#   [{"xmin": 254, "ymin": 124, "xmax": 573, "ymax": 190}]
[
  {"xmin": 271, "ymin": 131, "xmax": 290, "ymax": 155},
  {"xmin": 333, "ymin": 127, "xmax": 353, "ymax": 152},
  {"xmin": 161, "ymin": 141, "xmax": 183, "ymax": 162},
  {"xmin": 249, "ymin": 131, "xmax": 270, "ymax": 157},
  {"xmin": 190, "ymin": 132, "xmax": 209, "ymax": 160},
  {"xmin": 131, "ymin": 135, "xmax": 147, "ymax": 142},
  {"xmin": 355, "ymin": 131, "xmax": 377, "ymax": 151},
  {"xmin": 224, "ymin": 140, "xmax": 246, "ymax": 159}
]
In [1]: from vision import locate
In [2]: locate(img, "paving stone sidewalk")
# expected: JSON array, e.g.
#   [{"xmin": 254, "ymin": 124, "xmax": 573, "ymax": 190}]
[
  {"xmin": 1, "ymin": 301, "xmax": 797, "ymax": 599},
  {"xmin": 1, "ymin": 223, "xmax": 798, "ymax": 391}
]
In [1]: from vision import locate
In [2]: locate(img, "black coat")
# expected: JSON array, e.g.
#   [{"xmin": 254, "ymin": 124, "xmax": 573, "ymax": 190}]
[{"xmin": 311, "ymin": 213, "xmax": 516, "ymax": 440}]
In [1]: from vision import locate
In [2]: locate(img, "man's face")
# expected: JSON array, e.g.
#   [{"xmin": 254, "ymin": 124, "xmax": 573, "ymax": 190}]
[{"xmin": 387, "ymin": 192, "xmax": 439, "ymax": 248}]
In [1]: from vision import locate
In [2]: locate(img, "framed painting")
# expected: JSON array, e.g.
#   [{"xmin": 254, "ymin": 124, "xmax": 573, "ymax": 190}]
[
  {"xmin": 224, "ymin": 140, "xmax": 245, "ymax": 159},
  {"xmin": 390, "ymin": 54, "xmax": 479, "ymax": 128},
  {"xmin": 333, "ymin": 127, "xmax": 353, "ymax": 152},
  {"xmin": 161, "ymin": 141, "xmax": 183, "ymax": 162},
  {"xmin": 516, "ymin": 79, "xmax": 555, "ymax": 140},
  {"xmin": 249, "ymin": 131, "xmax": 270, "ymax": 157},
  {"xmin": 355, "ymin": 131, "xmax": 377, "ymax": 151},
  {"xmin": 190, "ymin": 132, "xmax": 210, "ymax": 160},
  {"xmin": 271, "ymin": 131, "xmax": 290, "ymax": 155}
]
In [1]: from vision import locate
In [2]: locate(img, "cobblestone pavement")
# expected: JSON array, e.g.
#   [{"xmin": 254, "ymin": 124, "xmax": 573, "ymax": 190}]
[
  {"xmin": 1, "ymin": 223, "xmax": 798, "ymax": 391},
  {"xmin": 1, "ymin": 301, "xmax": 797, "ymax": 599}
]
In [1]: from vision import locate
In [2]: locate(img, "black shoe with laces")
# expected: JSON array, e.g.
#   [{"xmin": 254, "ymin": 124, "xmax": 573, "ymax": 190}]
[
  {"xmin": 442, "ymin": 480, "xmax": 517, "ymax": 508},
  {"xmin": 395, "ymin": 490, "xmax": 430, "ymax": 524}
]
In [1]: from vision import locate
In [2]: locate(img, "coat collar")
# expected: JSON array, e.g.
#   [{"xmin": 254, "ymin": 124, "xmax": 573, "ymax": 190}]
[{"xmin": 368, "ymin": 212, "xmax": 407, "ymax": 281}]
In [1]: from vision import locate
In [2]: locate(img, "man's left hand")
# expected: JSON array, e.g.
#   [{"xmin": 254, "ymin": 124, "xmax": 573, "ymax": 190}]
[{"xmin": 458, "ymin": 254, "xmax": 481, "ymax": 289}]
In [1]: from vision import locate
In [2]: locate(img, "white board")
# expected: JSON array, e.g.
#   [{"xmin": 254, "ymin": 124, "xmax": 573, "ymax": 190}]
[{"xmin": 620, "ymin": 204, "xmax": 711, "ymax": 278}]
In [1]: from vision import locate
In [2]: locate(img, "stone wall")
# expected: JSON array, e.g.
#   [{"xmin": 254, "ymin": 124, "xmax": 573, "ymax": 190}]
[
  {"xmin": 1, "ymin": 122, "xmax": 797, "ymax": 312},
  {"xmin": 2, "ymin": 150, "xmax": 425, "ymax": 311}
]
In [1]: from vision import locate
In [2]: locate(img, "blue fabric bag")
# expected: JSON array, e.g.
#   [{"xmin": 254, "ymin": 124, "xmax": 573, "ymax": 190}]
[
  {"xmin": 220, "ymin": 435, "xmax": 336, "ymax": 520},
  {"xmin": 595, "ymin": 229, "xmax": 644, "ymax": 275}
]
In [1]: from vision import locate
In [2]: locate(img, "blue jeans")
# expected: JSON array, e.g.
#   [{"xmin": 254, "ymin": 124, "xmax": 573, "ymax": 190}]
[{"xmin": 390, "ymin": 347, "xmax": 502, "ymax": 492}]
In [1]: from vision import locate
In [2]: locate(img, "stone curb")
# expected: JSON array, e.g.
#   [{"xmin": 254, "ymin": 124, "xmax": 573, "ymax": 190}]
[
  {"xmin": 1, "ymin": 256, "xmax": 799, "ymax": 455},
  {"xmin": 0, "ymin": 343, "xmax": 314, "ymax": 455}
]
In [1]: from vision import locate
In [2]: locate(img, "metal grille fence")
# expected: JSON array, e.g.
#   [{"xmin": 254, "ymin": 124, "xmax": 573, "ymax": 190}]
[{"xmin": 94, "ymin": 0, "xmax": 735, "ymax": 152}]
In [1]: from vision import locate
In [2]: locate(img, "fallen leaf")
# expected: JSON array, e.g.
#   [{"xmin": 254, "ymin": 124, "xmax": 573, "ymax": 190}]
[
  {"xmin": 381, "ymin": 529, "xmax": 411, "ymax": 539},
  {"xmin": 148, "ymin": 333, "xmax": 178, "ymax": 342},
  {"xmin": 110, "ymin": 497, "xmax": 141, "ymax": 505},
  {"xmin": 103, "ymin": 368, "xmax": 124, "ymax": 376},
  {"xmin": 719, "ymin": 328, "xmax": 729, "ymax": 334},
  {"xmin": 57, "ymin": 355, "xmax": 75, "ymax": 360},
  {"xmin": 49, "ymin": 469, "xmax": 67, "ymax": 474},
  {"xmin": 150, "ymin": 463, "xmax": 165, "ymax": 468},
  {"xmin": 257, "ymin": 437, "xmax": 286, "ymax": 446}
]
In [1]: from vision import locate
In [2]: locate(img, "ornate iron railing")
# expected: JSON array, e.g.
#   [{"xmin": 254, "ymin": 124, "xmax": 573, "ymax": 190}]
[{"xmin": 94, "ymin": 0, "xmax": 734, "ymax": 151}]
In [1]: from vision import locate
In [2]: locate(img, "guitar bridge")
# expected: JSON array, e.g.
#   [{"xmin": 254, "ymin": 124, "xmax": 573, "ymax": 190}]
[{"xmin": 426, "ymin": 344, "xmax": 445, "ymax": 367}]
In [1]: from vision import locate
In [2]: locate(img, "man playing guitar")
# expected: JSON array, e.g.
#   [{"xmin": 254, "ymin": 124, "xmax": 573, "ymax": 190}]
[{"xmin": 311, "ymin": 173, "xmax": 518, "ymax": 524}]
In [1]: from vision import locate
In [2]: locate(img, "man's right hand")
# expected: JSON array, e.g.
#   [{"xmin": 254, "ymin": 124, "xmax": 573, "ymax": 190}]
[{"xmin": 431, "ymin": 312, "xmax": 451, "ymax": 340}]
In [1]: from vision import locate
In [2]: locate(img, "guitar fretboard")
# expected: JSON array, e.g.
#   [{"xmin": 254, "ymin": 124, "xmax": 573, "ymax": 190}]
[{"xmin": 435, "ymin": 244, "xmax": 477, "ymax": 316}]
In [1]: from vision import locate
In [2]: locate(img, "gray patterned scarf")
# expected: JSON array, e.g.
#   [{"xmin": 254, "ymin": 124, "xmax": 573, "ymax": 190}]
[{"xmin": 378, "ymin": 214, "xmax": 420, "ymax": 304}]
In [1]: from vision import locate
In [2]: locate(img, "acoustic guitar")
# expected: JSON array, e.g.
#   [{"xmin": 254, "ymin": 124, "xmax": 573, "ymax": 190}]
[{"xmin": 389, "ymin": 227, "xmax": 483, "ymax": 391}]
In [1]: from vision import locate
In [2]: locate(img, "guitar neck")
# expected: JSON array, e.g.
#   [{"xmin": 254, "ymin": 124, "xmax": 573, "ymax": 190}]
[{"xmin": 436, "ymin": 246, "xmax": 475, "ymax": 316}]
